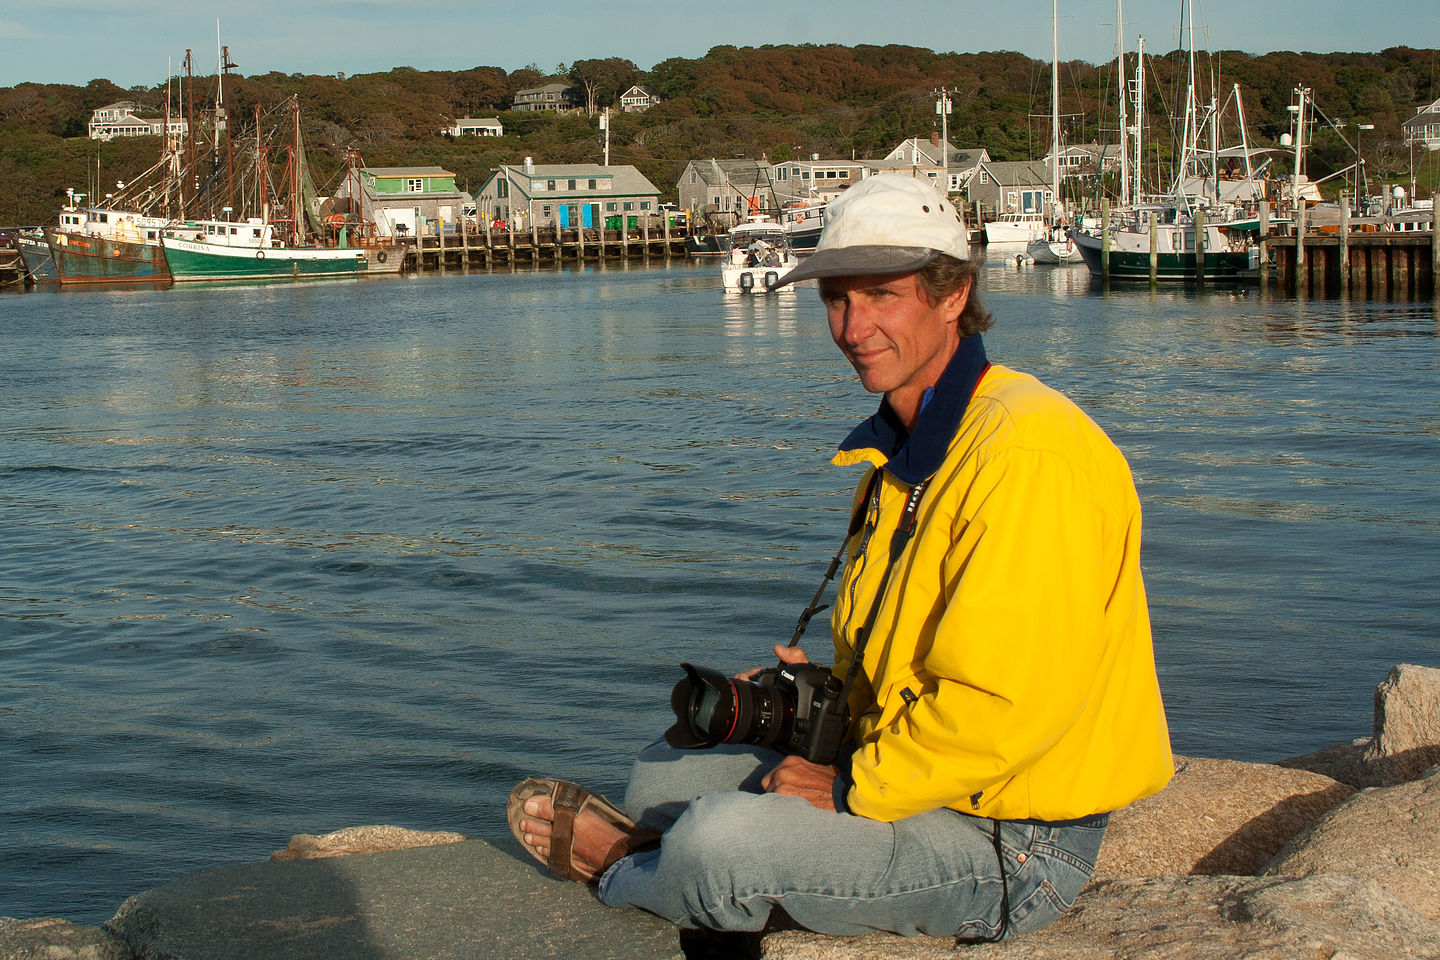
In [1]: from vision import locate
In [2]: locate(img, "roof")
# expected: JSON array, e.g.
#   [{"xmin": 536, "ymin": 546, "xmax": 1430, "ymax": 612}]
[
  {"xmin": 454, "ymin": 117, "xmax": 502, "ymax": 125},
  {"xmin": 487, "ymin": 163, "xmax": 661, "ymax": 197},
  {"xmin": 364, "ymin": 166, "xmax": 456, "ymax": 178},
  {"xmin": 976, "ymin": 160, "xmax": 1052, "ymax": 186},
  {"xmin": 620, "ymin": 85, "xmax": 660, "ymax": 99},
  {"xmin": 516, "ymin": 82, "xmax": 571, "ymax": 96},
  {"xmin": 1403, "ymin": 109, "xmax": 1440, "ymax": 128},
  {"xmin": 684, "ymin": 158, "xmax": 774, "ymax": 189}
]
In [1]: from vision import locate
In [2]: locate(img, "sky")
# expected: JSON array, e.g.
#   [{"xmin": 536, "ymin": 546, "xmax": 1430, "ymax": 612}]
[{"xmin": 2, "ymin": 0, "xmax": 1437, "ymax": 90}]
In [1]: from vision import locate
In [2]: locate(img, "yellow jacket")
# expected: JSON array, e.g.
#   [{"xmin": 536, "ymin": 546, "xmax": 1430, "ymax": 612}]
[{"xmin": 830, "ymin": 337, "xmax": 1172, "ymax": 823}]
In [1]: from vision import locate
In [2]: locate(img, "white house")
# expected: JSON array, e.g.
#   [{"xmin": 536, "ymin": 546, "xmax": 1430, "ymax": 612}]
[
  {"xmin": 1403, "ymin": 98, "xmax": 1440, "ymax": 150},
  {"xmin": 619, "ymin": 85, "xmax": 662, "ymax": 113},
  {"xmin": 88, "ymin": 101, "xmax": 188, "ymax": 141},
  {"xmin": 446, "ymin": 117, "xmax": 504, "ymax": 137}
]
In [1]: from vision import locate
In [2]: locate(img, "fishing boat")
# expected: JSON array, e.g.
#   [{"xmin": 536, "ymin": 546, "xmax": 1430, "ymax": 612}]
[
  {"xmin": 15, "ymin": 230, "xmax": 58, "ymax": 283},
  {"xmin": 161, "ymin": 217, "xmax": 368, "ymax": 281},
  {"xmin": 783, "ymin": 202, "xmax": 826, "ymax": 251},
  {"xmin": 1069, "ymin": 202, "xmax": 1259, "ymax": 280},
  {"xmin": 45, "ymin": 193, "xmax": 171, "ymax": 284},
  {"xmin": 721, "ymin": 217, "xmax": 797, "ymax": 292},
  {"xmin": 162, "ymin": 96, "xmax": 369, "ymax": 283}
]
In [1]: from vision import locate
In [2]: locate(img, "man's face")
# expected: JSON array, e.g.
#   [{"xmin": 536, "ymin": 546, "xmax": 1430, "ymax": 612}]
[{"xmin": 820, "ymin": 272, "xmax": 968, "ymax": 421}]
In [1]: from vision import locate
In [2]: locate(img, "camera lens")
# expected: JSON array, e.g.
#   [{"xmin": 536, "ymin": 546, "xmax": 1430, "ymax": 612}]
[{"xmin": 664, "ymin": 663, "xmax": 782, "ymax": 750}]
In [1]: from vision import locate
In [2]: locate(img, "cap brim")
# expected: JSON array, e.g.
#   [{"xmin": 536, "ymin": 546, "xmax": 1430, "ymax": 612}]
[{"xmin": 774, "ymin": 246, "xmax": 940, "ymax": 287}]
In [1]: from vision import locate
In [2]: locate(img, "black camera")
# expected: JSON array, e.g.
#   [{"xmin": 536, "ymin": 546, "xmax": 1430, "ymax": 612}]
[{"xmin": 663, "ymin": 661, "xmax": 851, "ymax": 765}]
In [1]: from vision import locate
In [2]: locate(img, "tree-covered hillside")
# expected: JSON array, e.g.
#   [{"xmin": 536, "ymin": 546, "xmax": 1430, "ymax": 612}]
[{"xmin": 2, "ymin": 43, "xmax": 1436, "ymax": 225}]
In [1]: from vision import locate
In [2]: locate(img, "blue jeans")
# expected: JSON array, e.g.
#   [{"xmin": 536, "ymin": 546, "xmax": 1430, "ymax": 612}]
[{"xmin": 596, "ymin": 739, "xmax": 1107, "ymax": 937}]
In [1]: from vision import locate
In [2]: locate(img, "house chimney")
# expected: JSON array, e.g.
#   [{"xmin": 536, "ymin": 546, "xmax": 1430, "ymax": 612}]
[
  {"xmin": 930, "ymin": 131, "xmax": 940, "ymax": 147},
  {"xmin": 524, "ymin": 157, "xmax": 534, "ymax": 174}
]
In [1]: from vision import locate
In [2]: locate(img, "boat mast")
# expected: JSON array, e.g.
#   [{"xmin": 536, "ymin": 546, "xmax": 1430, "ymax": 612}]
[
  {"xmin": 1050, "ymin": 0, "xmax": 1060, "ymax": 222},
  {"xmin": 1117, "ymin": 0, "xmax": 1129, "ymax": 207},
  {"xmin": 292, "ymin": 96, "xmax": 302, "ymax": 244},
  {"xmin": 1133, "ymin": 37, "xmax": 1145, "ymax": 202}
]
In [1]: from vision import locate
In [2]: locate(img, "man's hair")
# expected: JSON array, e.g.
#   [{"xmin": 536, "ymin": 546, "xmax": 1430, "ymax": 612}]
[{"xmin": 915, "ymin": 255, "xmax": 993, "ymax": 337}]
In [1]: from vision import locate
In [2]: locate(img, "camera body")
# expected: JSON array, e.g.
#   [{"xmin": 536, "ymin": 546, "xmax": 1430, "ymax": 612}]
[{"xmin": 664, "ymin": 661, "xmax": 851, "ymax": 765}]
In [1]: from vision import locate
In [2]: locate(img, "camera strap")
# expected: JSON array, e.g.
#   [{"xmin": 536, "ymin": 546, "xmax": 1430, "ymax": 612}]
[{"xmin": 833, "ymin": 474, "xmax": 929, "ymax": 702}]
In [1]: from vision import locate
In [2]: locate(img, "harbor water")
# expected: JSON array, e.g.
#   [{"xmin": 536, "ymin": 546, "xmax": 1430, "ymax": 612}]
[{"xmin": 2, "ymin": 258, "xmax": 1437, "ymax": 923}]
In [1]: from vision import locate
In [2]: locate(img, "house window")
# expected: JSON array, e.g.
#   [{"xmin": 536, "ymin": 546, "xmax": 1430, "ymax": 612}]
[
  {"xmin": 623, "ymin": 201, "xmax": 635, "ymax": 211},
  {"xmin": 542, "ymin": 204, "xmax": 552, "ymax": 218},
  {"xmin": 690, "ymin": 170, "xmax": 697, "ymax": 184},
  {"xmin": 639, "ymin": 201, "xmax": 650, "ymax": 210},
  {"xmin": 588, "ymin": 179, "xmax": 597, "ymax": 189},
  {"xmin": 568, "ymin": 179, "xmax": 577, "ymax": 190},
  {"xmin": 605, "ymin": 202, "xmax": 617, "ymax": 212},
  {"xmin": 532, "ymin": 180, "xmax": 545, "ymax": 191},
  {"xmin": 407, "ymin": 178, "xmax": 424, "ymax": 192},
  {"xmin": 979, "ymin": 170, "xmax": 990, "ymax": 184},
  {"xmin": 547, "ymin": 180, "xmax": 556, "ymax": 190}
]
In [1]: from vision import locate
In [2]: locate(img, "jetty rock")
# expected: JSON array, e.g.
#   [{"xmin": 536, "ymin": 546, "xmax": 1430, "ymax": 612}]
[{"xmin": 3, "ymin": 663, "xmax": 1437, "ymax": 960}]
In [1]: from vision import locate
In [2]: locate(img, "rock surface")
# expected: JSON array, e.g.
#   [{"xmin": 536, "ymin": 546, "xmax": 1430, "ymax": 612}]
[
  {"xmin": 1362, "ymin": 663, "xmax": 1440, "ymax": 784},
  {"xmin": 1093, "ymin": 756, "xmax": 1354, "ymax": 879},
  {"xmin": 1268, "ymin": 765, "xmax": 1440, "ymax": 921},
  {"xmin": 759, "ymin": 874, "xmax": 1440, "ymax": 960},
  {"xmin": 104, "ymin": 839, "xmax": 685, "ymax": 960},
  {"xmin": 0, "ymin": 917, "xmax": 130, "ymax": 960},
  {"xmin": 270, "ymin": 824, "xmax": 469, "ymax": 861}
]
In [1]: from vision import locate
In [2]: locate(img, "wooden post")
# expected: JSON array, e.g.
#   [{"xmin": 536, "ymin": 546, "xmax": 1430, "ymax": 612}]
[
  {"xmin": 531, "ymin": 221, "xmax": 539, "ymax": 263},
  {"xmin": 664, "ymin": 214, "xmax": 671, "ymax": 260},
  {"xmin": 621, "ymin": 215, "xmax": 628, "ymax": 258},
  {"xmin": 1259, "ymin": 201, "xmax": 1270, "ymax": 290},
  {"xmin": 1194, "ymin": 206, "xmax": 1206, "ymax": 284},
  {"xmin": 1295, "ymin": 204, "xmax": 1307, "ymax": 298},
  {"xmin": 1339, "ymin": 192, "xmax": 1350, "ymax": 296},
  {"xmin": 642, "ymin": 218, "xmax": 650, "ymax": 261},
  {"xmin": 1100, "ymin": 199, "xmax": 1110, "ymax": 287},
  {"xmin": 1149, "ymin": 211, "xmax": 1158, "ymax": 285},
  {"xmin": 438, "ymin": 217, "xmax": 446, "ymax": 272},
  {"xmin": 1432, "ymin": 194, "xmax": 1440, "ymax": 298}
]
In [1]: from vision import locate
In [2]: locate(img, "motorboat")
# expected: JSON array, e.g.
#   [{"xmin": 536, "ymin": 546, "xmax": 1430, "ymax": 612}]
[{"xmin": 721, "ymin": 217, "xmax": 798, "ymax": 292}]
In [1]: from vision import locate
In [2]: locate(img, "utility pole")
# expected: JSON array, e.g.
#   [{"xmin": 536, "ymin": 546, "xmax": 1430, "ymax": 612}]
[
  {"xmin": 600, "ymin": 108, "xmax": 611, "ymax": 167},
  {"xmin": 934, "ymin": 88, "xmax": 952, "ymax": 196}
]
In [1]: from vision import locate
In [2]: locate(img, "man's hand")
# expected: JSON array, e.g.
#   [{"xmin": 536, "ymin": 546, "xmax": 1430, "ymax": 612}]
[
  {"xmin": 735, "ymin": 644, "xmax": 811, "ymax": 681},
  {"xmin": 761, "ymin": 755, "xmax": 839, "ymax": 811}
]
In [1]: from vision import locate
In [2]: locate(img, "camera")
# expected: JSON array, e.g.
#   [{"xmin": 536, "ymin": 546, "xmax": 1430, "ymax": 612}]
[{"xmin": 663, "ymin": 661, "xmax": 851, "ymax": 765}]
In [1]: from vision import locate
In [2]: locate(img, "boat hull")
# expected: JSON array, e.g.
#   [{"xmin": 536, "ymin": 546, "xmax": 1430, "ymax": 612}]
[
  {"xmin": 686, "ymin": 234, "xmax": 731, "ymax": 256},
  {"xmin": 1070, "ymin": 230, "xmax": 1257, "ymax": 281},
  {"xmin": 48, "ymin": 228, "xmax": 169, "ymax": 283},
  {"xmin": 162, "ymin": 238, "xmax": 369, "ymax": 282},
  {"xmin": 16, "ymin": 234, "xmax": 58, "ymax": 282}
]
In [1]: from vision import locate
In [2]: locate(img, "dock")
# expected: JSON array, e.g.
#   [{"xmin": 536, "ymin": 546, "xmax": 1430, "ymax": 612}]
[
  {"xmin": 402, "ymin": 219, "xmax": 692, "ymax": 272},
  {"xmin": 1263, "ymin": 206, "xmax": 1438, "ymax": 297}
]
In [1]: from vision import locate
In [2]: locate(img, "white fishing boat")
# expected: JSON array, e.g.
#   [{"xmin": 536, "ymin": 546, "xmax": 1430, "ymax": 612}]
[
  {"xmin": 161, "ymin": 217, "xmax": 368, "ymax": 282},
  {"xmin": 721, "ymin": 217, "xmax": 798, "ymax": 292},
  {"xmin": 983, "ymin": 212, "xmax": 1046, "ymax": 244}
]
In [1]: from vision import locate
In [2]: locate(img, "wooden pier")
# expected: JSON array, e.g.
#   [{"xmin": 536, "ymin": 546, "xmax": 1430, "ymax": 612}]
[
  {"xmin": 1262, "ymin": 205, "xmax": 1438, "ymax": 298},
  {"xmin": 403, "ymin": 219, "xmax": 692, "ymax": 272}
]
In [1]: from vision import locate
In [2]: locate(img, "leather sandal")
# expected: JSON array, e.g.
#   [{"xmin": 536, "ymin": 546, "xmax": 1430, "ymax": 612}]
[{"xmin": 506, "ymin": 777, "xmax": 640, "ymax": 884}]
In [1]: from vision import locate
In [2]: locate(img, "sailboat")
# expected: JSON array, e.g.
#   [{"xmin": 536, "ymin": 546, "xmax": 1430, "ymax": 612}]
[
  {"xmin": 1027, "ymin": 0, "xmax": 1081, "ymax": 264},
  {"xmin": 1068, "ymin": 0, "xmax": 1271, "ymax": 281},
  {"xmin": 162, "ymin": 96, "xmax": 368, "ymax": 282}
]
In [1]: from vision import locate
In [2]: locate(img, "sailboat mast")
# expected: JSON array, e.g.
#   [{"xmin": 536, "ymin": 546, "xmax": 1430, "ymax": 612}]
[
  {"xmin": 1134, "ymin": 37, "xmax": 1145, "ymax": 201},
  {"xmin": 1050, "ymin": 0, "xmax": 1060, "ymax": 221},
  {"xmin": 1117, "ymin": 0, "xmax": 1129, "ymax": 207},
  {"xmin": 292, "ymin": 97, "xmax": 302, "ymax": 243}
]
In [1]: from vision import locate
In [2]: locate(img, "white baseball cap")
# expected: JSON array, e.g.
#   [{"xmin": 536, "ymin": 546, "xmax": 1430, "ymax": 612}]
[{"xmin": 777, "ymin": 174, "xmax": 969, "ymax": 286}]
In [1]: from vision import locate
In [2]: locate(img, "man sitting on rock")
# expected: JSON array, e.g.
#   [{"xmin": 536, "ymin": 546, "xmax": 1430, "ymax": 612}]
[{"xmin": 509, "ymin": 174, "xmax": 1174, "ymax": 940}]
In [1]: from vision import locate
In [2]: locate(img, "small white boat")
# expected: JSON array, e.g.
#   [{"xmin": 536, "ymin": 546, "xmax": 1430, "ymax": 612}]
[
  {"xmin": 1026, "ymin": 226, "xmax": 1081, "ymax": 264},
  {"xmin": 983, "ymin": 212, "xmax": 1046, "ymax": 244},
  {"xmin": 721, "ymin": 217, "xmax": 798, "ymax": 292}
]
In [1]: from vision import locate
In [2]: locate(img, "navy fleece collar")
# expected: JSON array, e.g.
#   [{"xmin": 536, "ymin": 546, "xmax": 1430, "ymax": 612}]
[{"xmin": 835, "ymin": 334, "xmax": 989, "ymax": 486}]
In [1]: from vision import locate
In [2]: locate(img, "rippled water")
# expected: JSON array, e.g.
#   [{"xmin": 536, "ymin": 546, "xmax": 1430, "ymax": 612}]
[{"xmin": 2, "ymin": 259, "xmax": 1437, "ymax": 923}]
